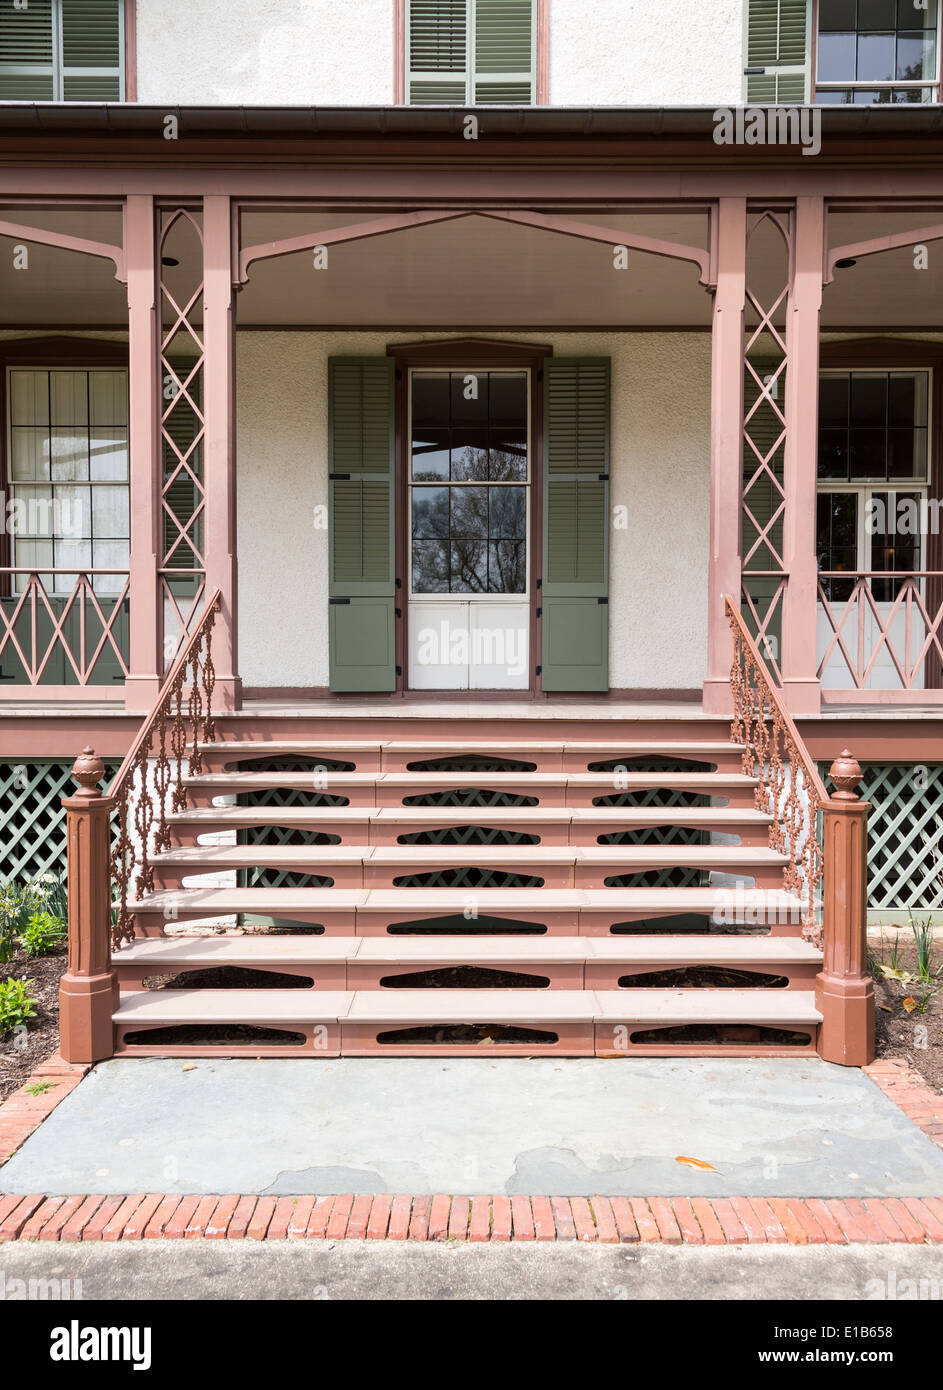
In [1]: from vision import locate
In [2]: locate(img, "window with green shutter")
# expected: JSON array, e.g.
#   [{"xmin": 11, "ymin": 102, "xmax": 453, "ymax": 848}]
[
  {"xmin": 0, "ymin": 0, "xmax": 124, "ymax": 101},
  {"xmin": 406, "ymin": 0, "xmax": 537, "ymax": 104},
  {"xmin": 744, "ymin": 0, "xmax": 811, "ymax": 103}
]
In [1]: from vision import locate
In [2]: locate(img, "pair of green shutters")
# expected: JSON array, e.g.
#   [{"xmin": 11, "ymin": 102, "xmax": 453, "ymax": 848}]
[{"xmin": 328, "ymin": 356, "xmax": 610, "ymax": 692}]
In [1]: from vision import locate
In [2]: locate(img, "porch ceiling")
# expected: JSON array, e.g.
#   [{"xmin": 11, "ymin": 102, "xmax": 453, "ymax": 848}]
[{"xmin": 1, "ymin": 205, "xmax": 942, "ymax": 331}]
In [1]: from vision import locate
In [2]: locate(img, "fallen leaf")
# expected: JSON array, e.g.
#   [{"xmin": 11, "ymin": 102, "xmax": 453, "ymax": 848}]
[
  {"xmin": 879, "ymin": 966, "xmax": 912, "ymax": 982},
  {"xmin": 675, "ymin": 1155, "xmax": 717, "ymax": 1172},
  {"xmin": 879, "ymin": 1005, "xmax": 894, "ymax": 1013},
  {"xmin": 181, "ymin": 1063, "xmax": 197, "ymax": 1072},
  {"xmin": 902, "ymin": 997, "xmax": 918, "ymax": 1013}
]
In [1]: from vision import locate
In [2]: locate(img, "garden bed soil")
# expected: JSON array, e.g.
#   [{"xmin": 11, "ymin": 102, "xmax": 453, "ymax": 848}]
[
  {"xmin": 0, "ymin": 946, "xmax": 66, "ymax": 1103},
  {"xmin": 871, "ymin": 942, "xmax": 943, "ymax": 1094}
]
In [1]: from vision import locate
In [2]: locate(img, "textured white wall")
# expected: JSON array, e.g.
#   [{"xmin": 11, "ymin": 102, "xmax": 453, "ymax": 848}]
[
  {"xmin": 236, "ymin": 331, "xmax": 710, "ymax": 692},
  {"xmin": 135, "ymin": 0, "xmax": 395, "ymax": 106},
  {"xmin": 549, "ymin": 0, "xmax": 744, "ymax": 106},
  {"xmin": 134, "ymin": 0, "xmax": 744, "ymax": 108}
]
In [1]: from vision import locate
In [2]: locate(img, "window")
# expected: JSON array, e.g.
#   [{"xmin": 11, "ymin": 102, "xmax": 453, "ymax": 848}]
[
  {"xmin": 410, "ymin": 370, "xmax": 529, "ymax": 594},
  {"xmin": 816, "ymin": 0, "xmax": 939, "ymax": 103},
  {"xmin": 6, "ymin": 367, "xmax": 129, "ymax": 593},
  {"xmin": 405, "ymin": 0, "xmax": 537, "ymax": 104},
  {"xmin": 817, "ymin": 369, "xmax": 930, "ymax": 600},
  {"xmin": 0, "ymin": 0, "xmax": 125, "ymax": 101}
]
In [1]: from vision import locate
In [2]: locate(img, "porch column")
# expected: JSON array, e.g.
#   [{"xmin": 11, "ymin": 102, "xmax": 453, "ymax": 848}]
[
  {"xmin": 201, "ymin": 194, "xmax": 241, "ymax": 708},
  {"xmin": 781, "ymin": 196, "xmax": 824, "ymax": 716},
  {"xmin": 123, "ymin": 195, "xmax": 163, "ymax": 712},
  {"xmin": 703, "ymin": 198, "xmax": 747, "ymax": 716}
]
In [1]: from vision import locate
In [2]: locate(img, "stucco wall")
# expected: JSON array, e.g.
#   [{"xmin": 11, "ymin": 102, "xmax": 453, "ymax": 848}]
[
  {"xmin": 135, "ymin": 0, "xmax": 396, "ymax": 106},
  {"xmin": 235, "ymin": 331, "xmax": 711, "ymax": 692},
  {"xmin": 134, "ymin": 0, "xmax": 744, "ymax": 108},
  {"xmin": 548, "ymin": 0, "xmax": 744, "ymax": 107}
]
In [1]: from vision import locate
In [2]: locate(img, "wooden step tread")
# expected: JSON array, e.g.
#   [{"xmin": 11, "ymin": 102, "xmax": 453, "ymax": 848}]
[
  {"xmin": 152, "ymin": 844, "xmax": 789, "ymax": 868},
  {"xmin": 114, "ymin": 988, "xmax": 821, "ymax": 1027},
  {"xmin": 131, "ymin": 885, "xmax": 805, "ymax": 914},
  {"xmin": 184, "ymin": 771, "xmax": 756, "ymax": 788},
  {"xmin": 201, "ymin": 739, "xmax": 745, "ymax": 756},
  {"xmin": 167, "ymin": 806, "xmax": 774, "ymax": 825},
  {"xmin": 113, "ymin": 935, "xmax": 823, "ymax": 967}
]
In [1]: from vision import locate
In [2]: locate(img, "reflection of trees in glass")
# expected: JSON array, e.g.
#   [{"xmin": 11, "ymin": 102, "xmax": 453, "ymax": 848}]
[{"xmin": 412, "ymin": 484, "xmax": 525, "ymax": 593}]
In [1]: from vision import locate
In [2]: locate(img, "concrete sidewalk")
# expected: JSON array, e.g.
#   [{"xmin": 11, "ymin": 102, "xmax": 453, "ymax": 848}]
[{"xmin": 3, "ymin": 1055, "xmax": 943, "ymax": 1198}]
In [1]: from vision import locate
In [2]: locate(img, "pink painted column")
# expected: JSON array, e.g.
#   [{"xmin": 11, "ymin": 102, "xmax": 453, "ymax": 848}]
[
  {"xmin": 781, "ymin": 196, "xmax": 824, "ymax": 716},
  {"xmin": 123, "ymin": 194, "xmax": 163, "ymax": 712},
  {"xmin": 703, "ymin": 198, "xmax": 747, "ymax": 716},
  {"xmin": 201, "ymin": 194, "xmax": 241, "ymax": 709}
]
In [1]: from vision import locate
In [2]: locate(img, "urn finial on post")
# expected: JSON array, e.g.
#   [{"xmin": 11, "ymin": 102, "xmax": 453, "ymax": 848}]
[
  {"xmin": 828, "ymin": 750, "xmax": 862, "ymax": 802},
  {"xmin": 71, "ymin": 747, "xmax": 105, "ymax": 799}
]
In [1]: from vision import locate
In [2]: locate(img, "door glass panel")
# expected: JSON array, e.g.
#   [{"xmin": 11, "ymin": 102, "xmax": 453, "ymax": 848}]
[
  {"xmin": 410, "ymin": 370, "xmax": 529, "ymax": 596},
  {"xmin": 817, "ymin": 491, "xmax": 859, "ymax": 601}
]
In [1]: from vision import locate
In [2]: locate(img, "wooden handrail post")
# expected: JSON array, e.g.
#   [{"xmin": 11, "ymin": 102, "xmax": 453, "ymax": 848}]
[
  {"xmin": 58, "ymin": 747, "xmax": 117, "ymax": 1064},
  {"xmin": 816, "ymin": 750, "xmax": 875, "ymax": 1066}
]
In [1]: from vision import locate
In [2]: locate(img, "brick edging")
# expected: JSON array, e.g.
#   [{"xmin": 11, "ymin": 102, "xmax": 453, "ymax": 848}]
[
  {"xmin": 864, "ymin": 1059, "xmax": 943, "ymax": 1148},
  {"xmin": 0, "ymin": 1053, "xmax": 88, "ymax": 1167},
  {"xmin": 1, "ymin": 1191, "xmax": 943, "ymax": 1244}
]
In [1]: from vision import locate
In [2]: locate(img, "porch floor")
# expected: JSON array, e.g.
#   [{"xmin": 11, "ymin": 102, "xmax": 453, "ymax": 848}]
[{"xmin": 3, "ymin": 1057, "xmax": 942, "ymax": 1198}]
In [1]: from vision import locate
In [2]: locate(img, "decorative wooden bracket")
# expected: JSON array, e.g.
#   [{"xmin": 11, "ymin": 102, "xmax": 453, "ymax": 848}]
[
  {"xmin": 236, "ymin": 206, "xmax": 715, "ymax": 289},
  {"xmin": 825, "ymin": 219, "xmax": 943, "ymax": 285},
  {"xmin": 0, "ymin": 217, "xmax": 126, "ymax": 282}
]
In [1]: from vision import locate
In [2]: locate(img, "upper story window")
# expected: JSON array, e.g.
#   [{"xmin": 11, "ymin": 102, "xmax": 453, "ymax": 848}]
[
  {"xmin": 744, "ymin": 0, "xmax": 940, "ymax": 103},
  {"xmin": 816, "ymin": 0, "xmax": 939, "ymax": 103},
  {"xmin": 0, "ymin": 0, "xmax": 125, "ymax": 101},
  {"xmin": 405, "ymin": 0, "xmax": 537, "ymax": 104}
]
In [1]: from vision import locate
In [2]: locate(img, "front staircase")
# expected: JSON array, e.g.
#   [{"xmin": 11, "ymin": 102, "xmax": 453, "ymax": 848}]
[{"xmin": 110, "ymin": 719, "xmax": 825, "ymax": 1057}]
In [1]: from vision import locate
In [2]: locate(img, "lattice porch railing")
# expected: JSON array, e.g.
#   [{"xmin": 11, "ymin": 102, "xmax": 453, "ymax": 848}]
[{"xmin": 0, "ymin": 569, "xmax": 130, "ymax": 692}]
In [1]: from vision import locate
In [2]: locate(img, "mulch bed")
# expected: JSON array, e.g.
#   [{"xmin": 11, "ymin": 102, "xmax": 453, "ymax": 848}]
[
  {"xmin": 871, "ymin": 941, "xmax": 943, "ymax": 1095},
  {"xmin": 0, "ymin": 946, "xmax": 66, "ymax": 1104}
]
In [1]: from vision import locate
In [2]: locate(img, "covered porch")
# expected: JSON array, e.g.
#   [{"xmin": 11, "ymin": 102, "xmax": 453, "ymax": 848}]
[{"xmin": 1, "ymin": 107, "xmax": 942, "ymax": 718}]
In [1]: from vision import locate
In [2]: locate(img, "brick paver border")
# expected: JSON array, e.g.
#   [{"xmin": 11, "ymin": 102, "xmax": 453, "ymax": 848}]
[
  {"xmin": 1, "ymin": 1191, "xmax": 943, "ymax": 1244},
  {"xmin": 0, "ymin": 1052, "xmax": 941, "ymax": 1245}
]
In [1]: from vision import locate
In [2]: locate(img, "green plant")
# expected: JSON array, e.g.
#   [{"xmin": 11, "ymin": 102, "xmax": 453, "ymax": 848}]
[
  {"xmin": 0, "ymin": 977, "xmax": 37, "ymax": 1034},
  {"xmin": 909, "ymin": 912, "xmax": 939, "ymax": 983},
  {"xmin": 24, "ymin": 1080, "xmax": 54, "ymax": 1096},
  {"xmin": 18, "ymin": 910, "xmax": 67, "ymax": 958},
  {"xmin": 0, "ymin": 884, "xmax": 20, "ymax": 963},
  {"xmin": 23, "ymin": 873, "xmax": 67, "ymax": 925}
]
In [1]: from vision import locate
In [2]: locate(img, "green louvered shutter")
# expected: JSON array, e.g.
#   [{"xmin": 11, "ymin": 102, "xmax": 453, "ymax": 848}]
[
  {"xmin": 0, "ymin": 0, "xmax": 123, "ymax": 101},
  {"xmin": 162, "ymin": 360, "xmax": 203, "ymax": 580},
  {"xmin": 744, "ymin": 0, "xmax": 810, "ymax": 104},
  {"xmin": 329, "ymin": 358, "xmax": 396, "ymax": 692},
  {"xmin": 541, "ymin": 358, "xmax": 610, "ymax": 692},
  {"xmin": 407, "ymin": 0, "xmax": 468, "ymax": 104},
  {"xmin": 406, "ymin": 0, "xmax": 535, "ymax": 105},
  {"xmin": 474, "ymin": 0, "xmax": 535, "ymax": 103}
]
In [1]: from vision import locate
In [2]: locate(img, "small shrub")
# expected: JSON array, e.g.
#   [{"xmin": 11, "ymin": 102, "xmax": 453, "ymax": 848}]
[
  {"xmin": 0, "ymin": 977, "xmax": 37, "ymax": 1034},
  {"xmin": 25, "ymin": 873, "xmax": 67, "ymax": 924},
  {"xmin": 19, "ymin": 911, "xmax": 67, "ymax": 958},
  {"xmin": 909, "ymin": 913, "xmax": 939, "ymax": 983},
  {"xmin": 25, "ymin": 1080, "xmax": 54, "ymax": 1096}
]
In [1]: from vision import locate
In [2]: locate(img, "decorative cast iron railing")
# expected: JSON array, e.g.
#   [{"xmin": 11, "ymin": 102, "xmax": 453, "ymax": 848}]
[
  {"xmin": 105, "ymin": 589, "xmax": 221, "ymax": 947},
  {"xmin": 817, "ymin": 572, "xmax": 943, "ymax": 692},
  {"xmin": 725, "ymin": 595, "xmax": 829, "ymax": 939},
  {"xmin": 0, "ymin": 569, "xmax": 130, "ymax": 687}
]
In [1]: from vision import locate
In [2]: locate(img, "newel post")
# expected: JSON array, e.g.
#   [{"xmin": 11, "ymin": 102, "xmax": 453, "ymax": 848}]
[
  {"xmin": 58, "ymin": 748, "xmax": 118, "ymax": 1064},
  {"xmin": 815, "ymin": 750, "xmax": 875, "ymax": 1066}
]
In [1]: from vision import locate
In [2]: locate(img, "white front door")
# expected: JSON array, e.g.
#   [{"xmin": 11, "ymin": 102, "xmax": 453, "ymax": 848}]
[{"xmin": 408, "ymin": 368, "xmax": 530, "ymax": 690}]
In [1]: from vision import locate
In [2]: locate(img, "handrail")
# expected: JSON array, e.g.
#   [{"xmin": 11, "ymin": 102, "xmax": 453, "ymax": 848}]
[
  {"xmin": 724, "ymin": 594, "xmax": 827, "ymax": 933},
  {"xmin": 108, "ymin": 590, "xmax": 221, "ymax": 946},
  {"xmin": 106, "ymin": 589, "xmax": 221, "ymax": 803}
]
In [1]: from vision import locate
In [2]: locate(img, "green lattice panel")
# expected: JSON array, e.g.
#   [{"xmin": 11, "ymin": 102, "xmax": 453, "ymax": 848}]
[
  {"xmin": 397, "ymin": 825, "xmax": 540, "ymax": 846},
  {"xmin": 235, "ymin": 757, "xmax": 350, "ymax": 889},
  {"xmin": 392, "ymin": 868, "xmax": 543, "ymax": 889},
  {"xmin": 0, "ymin": 759, "xmax": 120, "ymax": 884},
  {"xmin": 405, "ymin": 756, "xmax": 538, "ymax": 773},
  {"xmin": 825, "ymin": 762, "xmax": 943, "ymax": 912}
]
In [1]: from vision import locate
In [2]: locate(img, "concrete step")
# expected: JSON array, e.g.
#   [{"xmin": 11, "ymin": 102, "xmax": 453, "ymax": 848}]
[
  {"xmin": 112, "ymin": 932, "xmax": 823, "ymax": 990},
  {"xmin": 151, "ymin": 842, "xmax": 789, "ymax": 890},
  {"xmin": 129, "ymin": 884, "xmax": 807, "ymax": 935},
  {"xmin": 113, "ymin": 986, "xmax": 821, "ymax": 1056}
]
